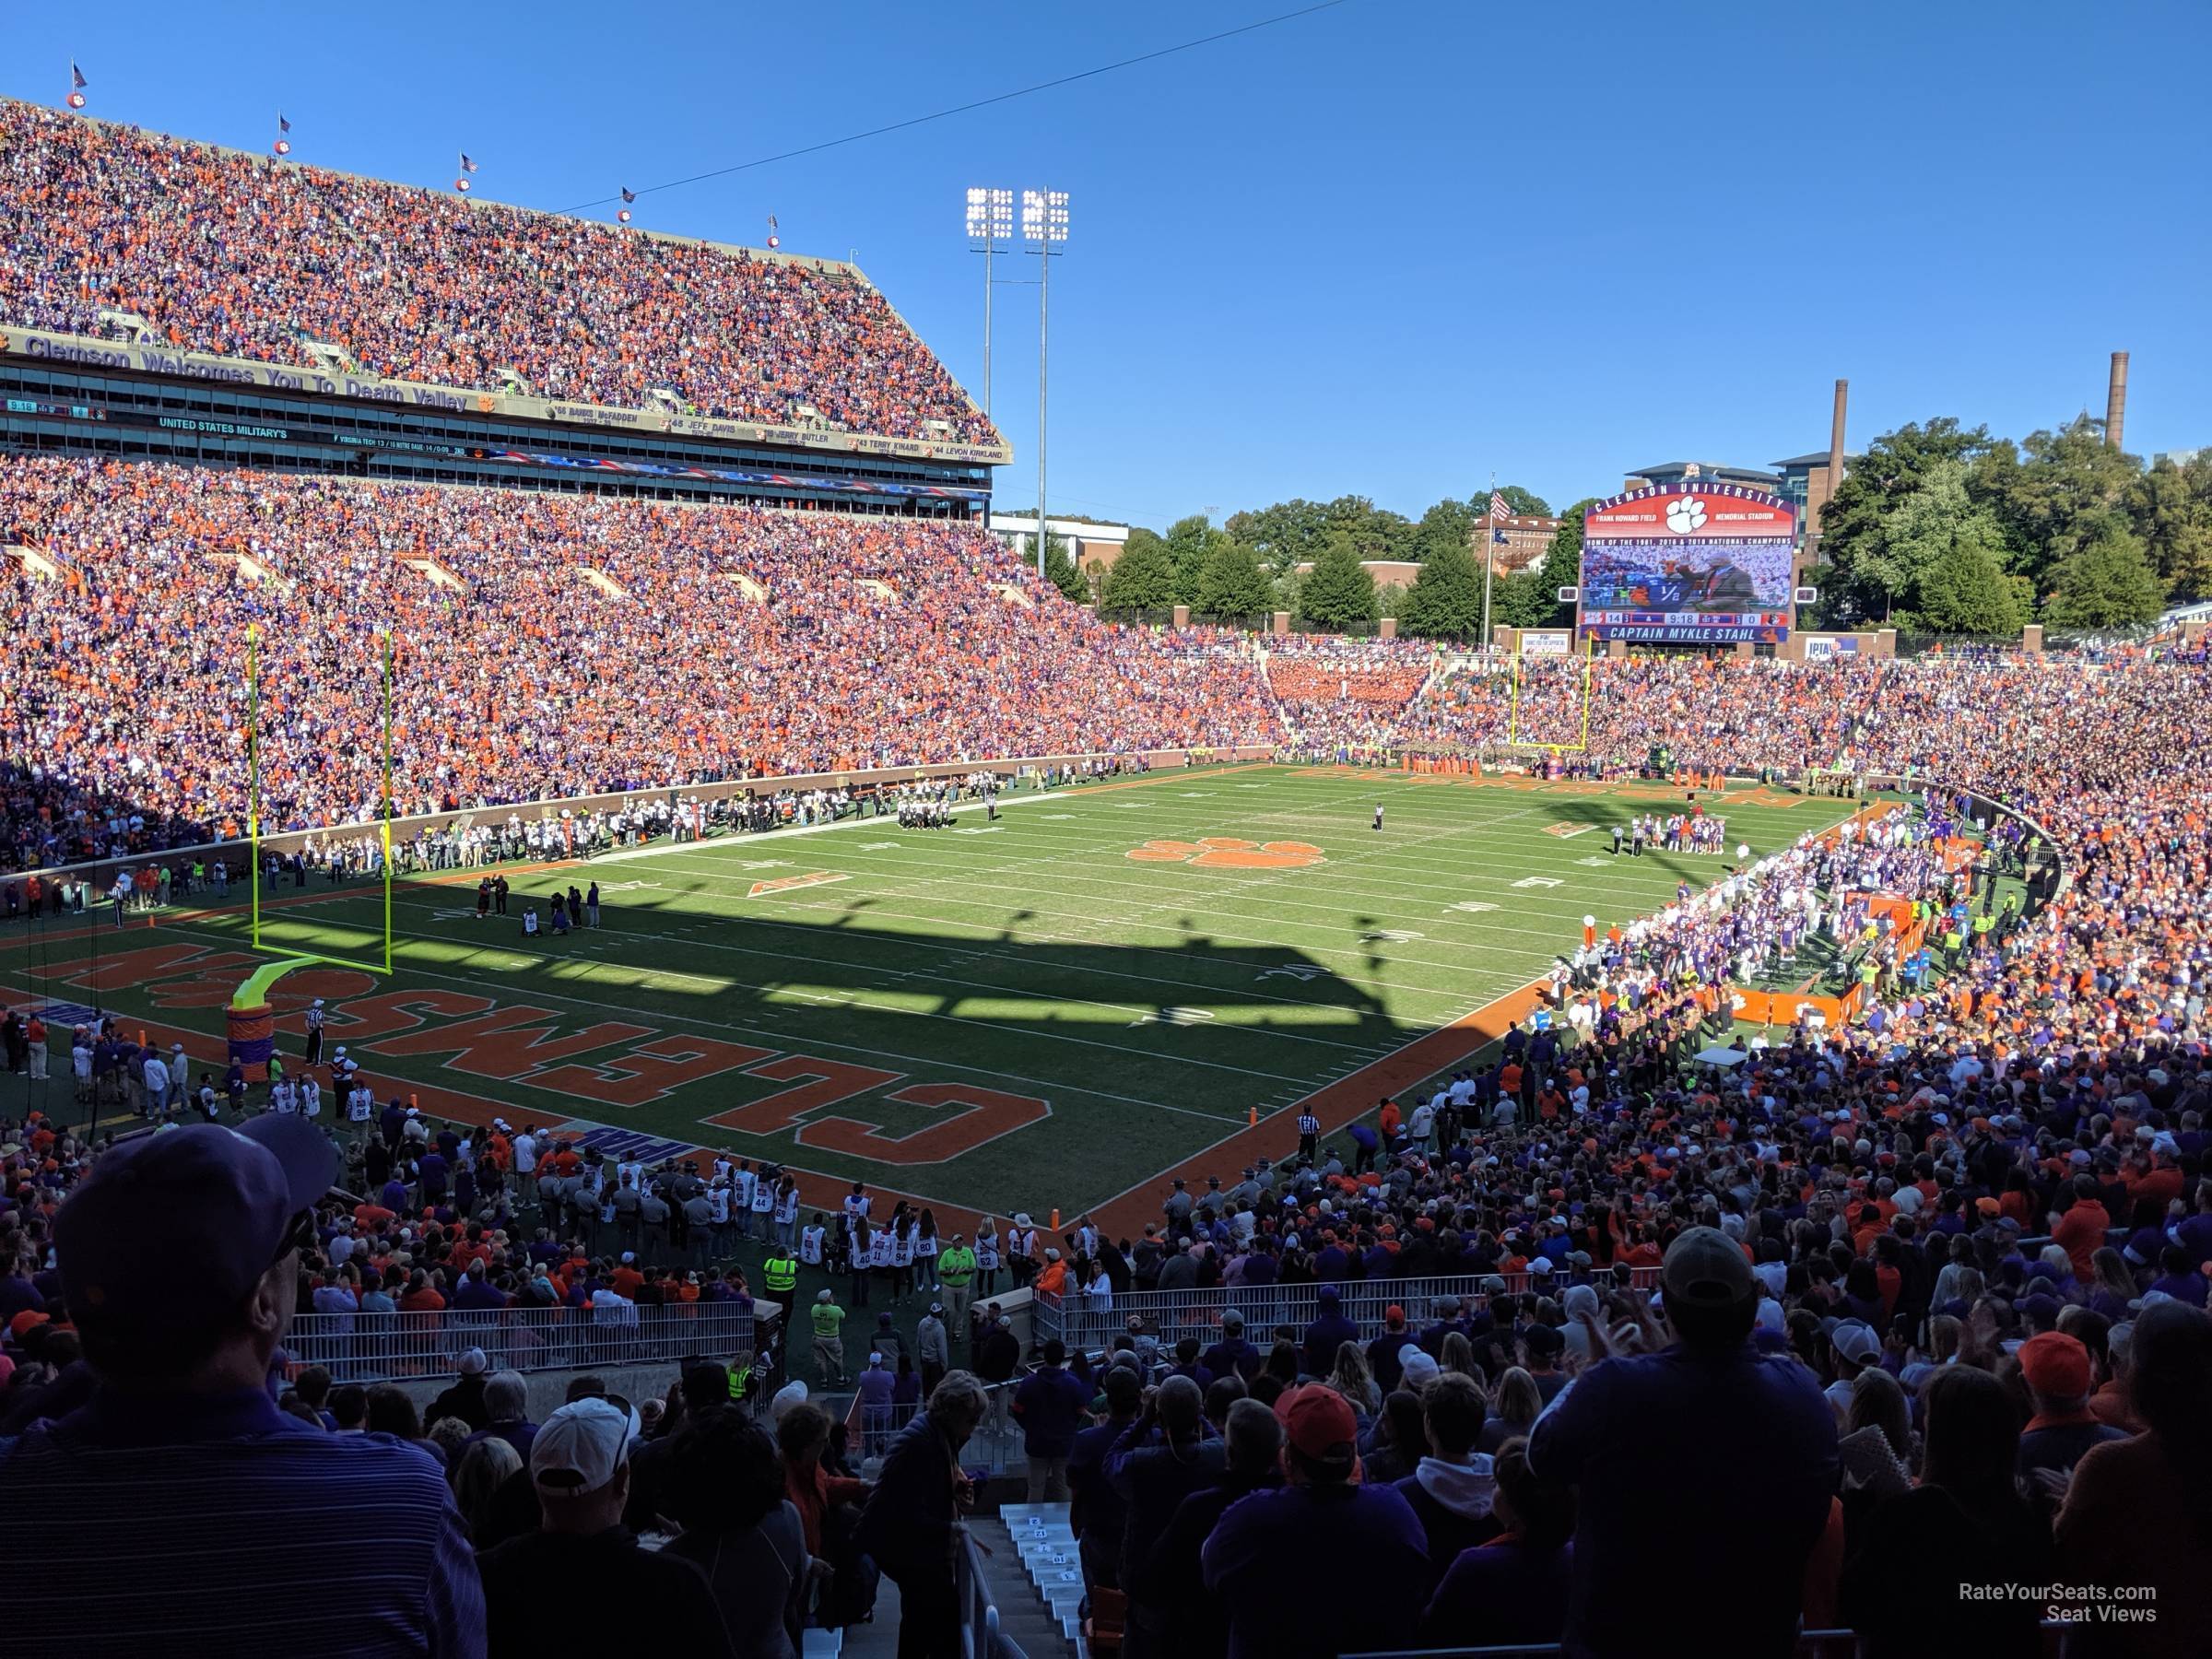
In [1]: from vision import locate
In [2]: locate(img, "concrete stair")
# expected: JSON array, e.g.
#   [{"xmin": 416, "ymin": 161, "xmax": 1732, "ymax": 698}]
[{"xmin": 979, "ymin": 1504, "xmax": 1086, "ymax": 1658}]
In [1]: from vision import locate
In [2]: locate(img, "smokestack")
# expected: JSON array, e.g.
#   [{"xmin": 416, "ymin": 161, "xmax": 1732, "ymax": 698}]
[
  {"xmin": 1828, "ymin": 379, "xmax": 1847, "ymax": 490},
  {"xmin": 2105, "ymin": 351, "xmax": 2128, "ymax": 450}
]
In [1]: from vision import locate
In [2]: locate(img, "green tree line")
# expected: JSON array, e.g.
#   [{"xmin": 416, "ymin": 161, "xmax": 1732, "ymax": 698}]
[{"xmin": 1808, "ymin": 417, "xmax": 2207, "ymax": 633}]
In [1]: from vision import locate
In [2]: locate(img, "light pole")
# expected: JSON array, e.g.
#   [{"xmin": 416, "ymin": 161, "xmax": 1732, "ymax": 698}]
[
  {"xmin": 963, "ymin": 187, "xmax": 1012, "ymax": 418},
  {"xmin": 1022, "ymin": 189, "xmax": 1069, "ymax": 581}
]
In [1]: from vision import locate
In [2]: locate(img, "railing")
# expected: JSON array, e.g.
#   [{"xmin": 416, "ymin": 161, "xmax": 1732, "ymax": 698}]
[
  {"xmin": 285, "ymin": 1303, "xmax": 758, "ymax": 1383},
  {"xmin": 839, "ymin": 1381, "xmax": 1021, "ymax": 1476},
  {"xmin": 957, "ymin": 1525, "xmax": 1003, "ymax": 1659},
  {"xmin": 1033, "ymin": 1268, "xmax": 1663, "ymax": 1358}
]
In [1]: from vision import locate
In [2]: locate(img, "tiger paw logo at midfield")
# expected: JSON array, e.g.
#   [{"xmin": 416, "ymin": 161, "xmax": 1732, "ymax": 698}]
[
  {"xmin": 1665, "ymin": 496, "xmax": 1708, "ymax": 535},
  {"xmin": 1126, "ymin": 837, "xmax": 1325, "ymax": 869}
]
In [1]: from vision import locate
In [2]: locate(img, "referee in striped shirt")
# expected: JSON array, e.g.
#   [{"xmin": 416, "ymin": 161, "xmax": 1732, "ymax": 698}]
[{"xmin": 0, "ymin": 1114, "xmax": 484, "ymax": 1657}]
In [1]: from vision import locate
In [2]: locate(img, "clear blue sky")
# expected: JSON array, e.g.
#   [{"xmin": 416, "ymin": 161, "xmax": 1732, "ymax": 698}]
[{"xmin": 7, "ymin": 1, "xmax": 2207, "ymax": 528}]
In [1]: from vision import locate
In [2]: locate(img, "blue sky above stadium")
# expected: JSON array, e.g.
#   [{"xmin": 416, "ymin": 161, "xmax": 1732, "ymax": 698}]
[{"xmin": 7, "ymin": 0, "xmax": 2206, "ymax": 527}]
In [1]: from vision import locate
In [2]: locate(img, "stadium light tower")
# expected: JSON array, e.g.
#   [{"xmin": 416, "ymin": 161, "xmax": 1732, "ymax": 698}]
[
  {"xmin": 1022, "ymin": 189, "xmax": 1070, "ymax": 581},
  {"xmin": 964, "ymin": 188, "xmax": 1013, "ymax": 418}
]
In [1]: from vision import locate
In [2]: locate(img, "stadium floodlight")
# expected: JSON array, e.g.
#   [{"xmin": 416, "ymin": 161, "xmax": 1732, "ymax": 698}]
[
  {"xmin": 965, "ymin": 188, "xmax": 1015, "ymax": 418},
  {"xmin": 1019, "ymin": 191, "xmax": 1071, "ymax": 580},
  {"xmin": 1021, "ymin": 188, "xmax": 1070, "ymax": 243}
]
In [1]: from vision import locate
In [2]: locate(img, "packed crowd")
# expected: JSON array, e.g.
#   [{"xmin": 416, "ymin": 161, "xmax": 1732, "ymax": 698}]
[
  {"xmin": 0, "ymin": 456, "xmax": 1277, "ymax": 865},
  {"xmin": 1265, "ymin": 640, "xmax": 1434, "ymax": 755},
  {"xmin": 0, "ymin": 100, "xmax": 997, "ymax": 444},
  {"xmin": 6, "ymin": 641, "xmax": 2212, "ymax": 1655}
]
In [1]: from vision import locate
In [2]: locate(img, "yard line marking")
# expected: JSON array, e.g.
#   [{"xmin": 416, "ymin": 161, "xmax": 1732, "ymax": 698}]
[{"xmin": 139, "ymin": 920, "xmax": 1250, "ymax": 1124}]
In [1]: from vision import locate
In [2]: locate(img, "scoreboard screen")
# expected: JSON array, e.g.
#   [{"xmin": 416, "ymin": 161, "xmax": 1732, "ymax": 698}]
[{"xmin": 1578, "ymin": 483, "xmax": 1796, "ymax": 645}]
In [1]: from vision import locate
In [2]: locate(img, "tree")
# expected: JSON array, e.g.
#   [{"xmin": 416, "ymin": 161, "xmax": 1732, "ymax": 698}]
[
  {"xmin": 1100, "ymin": 529, "xmax": 1177, "ymax": 612},
  {"xmin": 1414, "ymin": 498, "xmax": 1480, "ymax": 564},
  {"xmin": 1400, "ymin": 539, "xmax": 1484, "ymax": 638},
  {"xmin": 1164, "ymin": 514, "xmax": 1215, "ymax": 607},
  {"xmin": 1225, "ymin": 498, "xmax": 1331, "ymax": 575},
  {"xmin": 1040, "ymin": 534, "xmax": 1089, "ymax": 605},
  {"xmin": 1913, "ymin": 541, "xmax": 2020, "ymax": 635},
  {"xmin": 2042, "ymin": 529, "xmax": 2166, "ymax": 629},
  {"xmin": 1983, "ymin": 417, "xmax": 2141, "ymax": 592},
  {"xmin": 1492, "ymin": 569, "xmax": 1559, "ymax": 630},
  {"xmin": 1531, "ymin": 504, "xmax": 1594, "ymax": 622},
  {"xmin": 1194, "ymin": 535, "xmax": 1276, "ymax": 618},
  {"xmin": 1496, "ymin": 484, "xmax": 1550, "ymax": 518},
  {"xmin": 1809, "ymin": 418, "xmax": 2004, "ymax": 625},
  {"xmin": 1298, "ymin": 535, "xmax": 1379, "ymax": 629},
  {"xmin": 2126, "ymin": 453, "xmax": 2212, "ymax": 601}
]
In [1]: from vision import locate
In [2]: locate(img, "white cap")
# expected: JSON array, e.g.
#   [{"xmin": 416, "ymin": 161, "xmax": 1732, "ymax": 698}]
[
  {"xmin": 771, "ymin": 1381, "xmax": 810, "ymax": 1420},
  {"xmin": 530, "ymin": 1398, "xmax": 631, "ymax": 1494}
]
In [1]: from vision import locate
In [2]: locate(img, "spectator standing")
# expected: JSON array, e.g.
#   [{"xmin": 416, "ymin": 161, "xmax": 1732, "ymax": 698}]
[
  {"xmin": 1107, "ymin": 1375, "xmax": 1229, "ymax": 1653},
  {"xmin": 477, "ymin": 1398, "xmax": 732, "ymax": 1659},
  {"xmin": 1394, "ymin": 1371, "xmax": 1501, "ymax": 1593},
  {"xmin": 2016, "ymin": 1330, "xmax": 2128, "ymax": 1514},
  {"xmin": 1420, "ymin": 1438, "xmax": 1575, "ymax": 1647},
  {"xmin": 1840, "ymin": 1365, "xmax": 2052, "ymax": 1656},
  {"xmin": 663, "ymin": 1406, "xmax": 811, "ymax": 1659},
  {"xmin": 0, "ymin": 1114, "xmax": 484, "ymax": 1657},
  {"xmin": 1201, "ymin": 1383, "xmax": 1430, "ymax": 1659},
  {"xmin": 1140, "ymin": 1397, "xmax": 1284, "ymax": 1659},
  {"xmin": 857, "ymin": 1371, "xmax": 990, "ymax": 1659},
  {"xmin": 1012, "ymin": 1337, "xmax": 1089, "ymax": 1500},
  {"xmin": 1067, "ymin": 1365, "xmax": 1143, "ymax": 1595},
  {"xmin": 2056, "ymin": 1302, "xmax": 2212, "ymax": 1658},
  {"xmin": 1529, "ymin": 1226, "xmax": 1839, "ymax": 1658}
]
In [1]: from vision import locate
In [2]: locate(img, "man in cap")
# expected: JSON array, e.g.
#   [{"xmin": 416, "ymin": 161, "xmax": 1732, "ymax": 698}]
[
  {"xmin": 426, "ymin": 1347, "xmax": 494, "ymax": 1433},
  {"xmin": 1202, "ymin": 1382, "xmax": 1430, "ymax": 1656},
  {"xmin": 1530, "ymin": 1225, "xmax": 1837, "ymax": 1658},
  {"xmin": 935, "ymin": 1230, "xmax": 977, "ymax": 1336},
  {"xmin": 0, "ymin": 1115, "xmax": 485, "ymax": 1655},
  {"xmin": 2017, "ymin": 1330, "xmax": 2127, "ymax": 1513},
  {"xmin": 809, "ymin": 1289, "xmax": 847, "ymax": 1387},
  {"xmin": 477, "ymin": 1396, "xmax": 730, "ymax": 1655}
]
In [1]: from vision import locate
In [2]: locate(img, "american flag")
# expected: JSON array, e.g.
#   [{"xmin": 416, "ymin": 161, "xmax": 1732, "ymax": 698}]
[
  {"xmin": 71, "ymin": 63, "xmax": 87, "ymax": 90},
  {"xmin": 278, "ymin": 113, "xmax": 291, "ymax": 134},
  {"xmin": 1488, "ymin": 490, "xmax": 1511, "ymax": 521},
  {"xmin": 620, "ymin": 186, "xmax": 636, "ymax": 204},
  {"xmin": 459, "ymin": 151, "xmax": 478, "ymax": 173}
]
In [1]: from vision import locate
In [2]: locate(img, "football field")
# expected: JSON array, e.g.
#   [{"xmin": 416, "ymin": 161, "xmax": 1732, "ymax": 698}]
[{"xmin": 6, "ymin": 767, "xmax": 1854, "ymax": 1235}]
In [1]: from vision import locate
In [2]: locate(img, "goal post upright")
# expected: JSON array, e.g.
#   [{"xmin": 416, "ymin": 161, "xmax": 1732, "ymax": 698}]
[
  {"xmin": 230, "ymin": 620, "xmax": 399, "ymax": 1054},
  {"xmin": 1505, "ymin": 629, "xmax": 1594, "ymax": 755}
]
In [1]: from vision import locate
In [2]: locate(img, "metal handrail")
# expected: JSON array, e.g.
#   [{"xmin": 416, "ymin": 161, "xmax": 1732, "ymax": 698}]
[{"xmin": 284, "ymin": 1302, "xmax": 757, "ymax": 1383}]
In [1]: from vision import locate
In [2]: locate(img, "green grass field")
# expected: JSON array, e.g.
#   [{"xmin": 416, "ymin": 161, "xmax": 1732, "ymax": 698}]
[{"xmin": 6, "ymin": 766, "xmax": 1855, "ymax": 1231}]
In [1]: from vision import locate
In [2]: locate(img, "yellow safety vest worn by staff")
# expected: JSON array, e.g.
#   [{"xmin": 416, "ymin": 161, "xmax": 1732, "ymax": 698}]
[{"xmin": 764, "ymin": 1252, "xmax": 798, "ymax": 1293}]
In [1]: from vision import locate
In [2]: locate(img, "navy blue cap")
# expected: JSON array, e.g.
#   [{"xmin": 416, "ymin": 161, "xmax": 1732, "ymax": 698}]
[{"xmin": 57, "ymin": 1117, "xmax": 338, "ymax": 1339}]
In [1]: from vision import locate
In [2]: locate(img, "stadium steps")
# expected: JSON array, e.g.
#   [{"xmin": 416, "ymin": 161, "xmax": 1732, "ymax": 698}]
[{"xmin": 976, "ymin": 1507, "xmax": 1086, "ymax": 1657}]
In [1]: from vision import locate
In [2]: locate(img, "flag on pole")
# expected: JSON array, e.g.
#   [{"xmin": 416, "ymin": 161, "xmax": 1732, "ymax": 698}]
[
  {"xmin": 459, "ymin": 152, "xmax": 478, "ymax": 173},
  {"xmin": 1488, "ymin": 490, "xmax": 1511, "ymax": 521},
  {"xmin": 273, "ymin": 113, "xmax": 292, "ymax": 157},
  {"xmin": 620, "ymin": 187, "xmax": 636, "ymax": 203},
  {"xmin": 67, "ymin": 62, "xmax": 88, "ymax": 109},
  {"xmin": 618, "ymin": 186, "xmax": 636, "ymax": 224},
  {"xmin": 454, "ymin": 152, "xmax": 477, "ymax": 193},
  {"xmin": 765, "ymin": 213, "xmax": 781, "ymax": 250}
]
